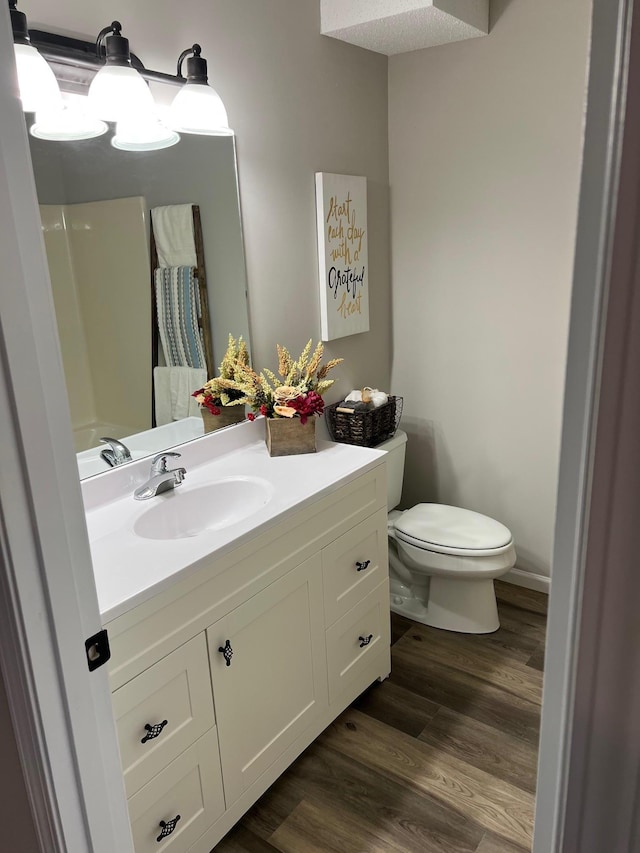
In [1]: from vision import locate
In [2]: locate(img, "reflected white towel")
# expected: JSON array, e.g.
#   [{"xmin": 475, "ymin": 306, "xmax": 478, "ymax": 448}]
[
  {"xmin": 154, "ymin": 366, "xmax": 206, "ymax": 426},
  {"xmin": 151, "ymin": 204, "xmax": 197, "ymax": 268}
]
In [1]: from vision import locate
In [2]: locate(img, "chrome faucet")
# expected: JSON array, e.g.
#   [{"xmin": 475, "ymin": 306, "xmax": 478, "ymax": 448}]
[
  {"xmin": 133, "ymin": 452, "xmax": 187, "ymax": 500},
  {"xmin": 99, "ymin": 437, "xmax": 132, "ymax": 468}
]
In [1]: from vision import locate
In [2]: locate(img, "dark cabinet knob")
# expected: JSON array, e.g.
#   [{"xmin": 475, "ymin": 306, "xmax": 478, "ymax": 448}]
[
  {"xmin": 157, "ymin": 814, "xmax": 181, "ymax": 842},
  {"xmin": 359, "ymin": 634, "xmax": 374, "ymax": 648},
  {"xmin": 141, "ymin": 720, "xmax": 168, "ymax": 744},
  {"xmin": 218, "ymin": 639, "xmax": 233, "ymax": 666},
  {"xmin": 356, "ymin": 560, "xmax": 371, "ymax": 572}
]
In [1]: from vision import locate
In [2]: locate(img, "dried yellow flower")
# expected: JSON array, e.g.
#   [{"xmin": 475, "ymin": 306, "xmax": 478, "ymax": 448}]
[
  {"xmin": 306, "ymin": 341, "xmax": 324, "ymax": 377},
  {"xmin": 277, "ymin": 344, "xmax": 293, "ymax": 379},
  {"xmin": 316, "ymin": 379, "xmax": 336, "ymax": 395},
  {"xmin": 297, "ymin": 339, "xmax": 312, "ymax": 373},
  {"xmin": 317, "ymin": 357, "xmax": 344, "ymax": 380}
]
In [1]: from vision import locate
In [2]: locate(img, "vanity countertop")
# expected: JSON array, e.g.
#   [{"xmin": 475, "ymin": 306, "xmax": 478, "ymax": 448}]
[{"xmin": 82, "ymin": 419, "xmax": 386, "ymax": 622}]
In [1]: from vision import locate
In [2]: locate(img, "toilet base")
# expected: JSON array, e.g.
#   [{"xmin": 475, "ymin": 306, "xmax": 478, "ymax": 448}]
[{"xmin": 390, "ymin": 575, "xmax": 500, "ymax": 634}]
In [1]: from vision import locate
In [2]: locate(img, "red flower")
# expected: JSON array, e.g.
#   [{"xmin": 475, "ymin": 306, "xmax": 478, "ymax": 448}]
[
  {"xmin": 208, "ymin": 404, "xmax": 221, "ymax": 416},
  {"xmin": 288, "ymin": 391, "xmax": 325, "ymax": 425},
  {"xmin": 247, "ymin": 412, "xmax": 256, "ymax": 421},
  {"xmin": 260, "ymin": 404, "xmax": 269, "ymax": 416}
]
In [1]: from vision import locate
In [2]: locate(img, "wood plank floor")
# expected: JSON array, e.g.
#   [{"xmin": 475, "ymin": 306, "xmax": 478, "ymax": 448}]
[{"xmin": 214, "ymin": 581, "xmax": 547, "ymax": 853}]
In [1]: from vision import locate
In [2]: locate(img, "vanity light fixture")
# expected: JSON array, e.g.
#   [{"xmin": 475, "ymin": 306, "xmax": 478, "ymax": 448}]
[
  {"xmin": 87, "ymin": 22, "xmax": 155, "ymax": 123},
  {"xmin": 169, "ymin": 44, "xmax": 233, "ymax": 136},
  {"xmin": 9, "ymin": 0, "xmax": 62, "ymax": 113},
  {"xmin": 8, "ymin": 4, "xmax": 234, "ymax": 144}
]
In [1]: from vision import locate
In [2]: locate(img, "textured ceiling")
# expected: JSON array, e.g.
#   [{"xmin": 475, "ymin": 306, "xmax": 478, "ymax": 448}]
[{"xmin": 321, "ymin": 0, "xmax": 489, "ymax": 56}]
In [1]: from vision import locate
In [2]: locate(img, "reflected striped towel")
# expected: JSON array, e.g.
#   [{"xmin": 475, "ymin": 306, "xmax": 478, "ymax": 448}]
[{"xmin": 155, "ymin": 266, "xmax": 207, "ymax": 369}]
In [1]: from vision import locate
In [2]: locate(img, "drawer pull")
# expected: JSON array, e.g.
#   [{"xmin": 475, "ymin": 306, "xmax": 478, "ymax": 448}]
[
  {"xmin": 141, "ymin": 720, "xmax": 168, "ymax": 744},
  {"xmin": 157, "ymin": 814, "xmax": 181, "ymax": 842},
  {"xmin": 355, "ymin": 559, "xmax": 371, "ymax": 572},
  {"xmin": 359, "ymin": 634, "xmax": 374, "ymax": 648},
  {"xmin": 218, "ymin": 639, "xmax": 234, "ymax": 666}
]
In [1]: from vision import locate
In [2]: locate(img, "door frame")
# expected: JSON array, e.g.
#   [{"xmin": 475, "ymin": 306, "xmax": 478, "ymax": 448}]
[
  {"xmin": 534, "ymin": 0, "xmax": 640, "ymax": 850},
  {"xmin": 0, "ymin": 0, "xmax": 639, "ymax": 851},
  {"xmin": 0, "ymin": 2, "xmax": 132, "ymax": 850}
]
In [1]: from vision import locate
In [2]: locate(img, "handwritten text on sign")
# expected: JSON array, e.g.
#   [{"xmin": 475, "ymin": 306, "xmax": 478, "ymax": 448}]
[{"xmin": 316, "ymin": 173, "xmax": 369, "ymax": 341}]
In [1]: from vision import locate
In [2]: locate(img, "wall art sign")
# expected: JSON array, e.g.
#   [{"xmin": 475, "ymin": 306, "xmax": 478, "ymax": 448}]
[{"xmin": 315, "ymin": 172, "xmax": 369, "ymax": 341}]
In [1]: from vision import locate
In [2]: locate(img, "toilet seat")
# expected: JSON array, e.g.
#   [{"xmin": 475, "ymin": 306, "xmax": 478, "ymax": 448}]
[{"xmin": 394, "ymin": 503, "xmax": 513, "ymax": 557}]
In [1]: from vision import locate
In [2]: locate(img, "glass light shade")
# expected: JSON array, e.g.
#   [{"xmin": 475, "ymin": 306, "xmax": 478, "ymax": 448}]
[
  {"xmin": 169, "ymin": 83, "xmax": 233, "ymax": 136},
  {"xmin": 88, "ymin": 65, "xmax": 154, "ymax": 123},
  {"xmin": 111, "ymin": 117, "xmax": 180, "ymax": 152},
  {"xmin": 30, "ymin": 107, "xmax": 108, "ymax": 141},
  {"xmin": 13, "ymin": 43, "xmax": 62, "ymax": 113}
]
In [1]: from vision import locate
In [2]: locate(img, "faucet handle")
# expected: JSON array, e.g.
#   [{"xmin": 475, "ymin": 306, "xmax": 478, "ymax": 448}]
[{"xmin": 150, "ymin": 451, "xmax": 181, "ymax": 475}]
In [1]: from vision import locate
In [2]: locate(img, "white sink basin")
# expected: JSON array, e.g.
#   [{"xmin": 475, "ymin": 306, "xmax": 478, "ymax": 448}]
[{"xmin": 133, "ymin": 476, "xmax": 273, "ymax": 540}]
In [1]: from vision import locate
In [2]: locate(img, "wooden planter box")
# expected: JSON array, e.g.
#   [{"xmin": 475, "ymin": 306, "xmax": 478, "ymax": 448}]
[
  {"xmin": 201, "ymin": 405, "xmax": 246, "ymax": 433},
  {"xmin": 265, "ymin": 418, "xmax": 316, "ymax": 457}
]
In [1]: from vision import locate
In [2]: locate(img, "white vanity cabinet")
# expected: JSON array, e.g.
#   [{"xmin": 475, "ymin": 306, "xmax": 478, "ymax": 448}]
[{"xmin": 104, "ymin": 463, "xmax": 390, "ymax": 853}]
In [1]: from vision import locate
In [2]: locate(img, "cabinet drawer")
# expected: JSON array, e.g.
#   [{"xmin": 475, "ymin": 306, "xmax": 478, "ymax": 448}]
[
  {"xmin": 326, "ymin": 581, "xmax": 391, "ymax": 704},
  {"xmin": 112, "ymin": 634, "xmax": 215, "ymax": 798},
  {"xmin": 128, "ymin": 729, "xmax": 225, "ymax": 853},
  {"xmin": 322, "ymin": 508, "xmax": 388, "ymax": 626}
]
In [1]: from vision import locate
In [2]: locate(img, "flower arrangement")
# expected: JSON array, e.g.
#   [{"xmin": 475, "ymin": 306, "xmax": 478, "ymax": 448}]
[
  {"xmin": 192, "ymin": 334, "xmax": 250, "ymax": 415},
  {"xmin": 234, "ymin": 340, "xmax": 343, "ymax": 425}
]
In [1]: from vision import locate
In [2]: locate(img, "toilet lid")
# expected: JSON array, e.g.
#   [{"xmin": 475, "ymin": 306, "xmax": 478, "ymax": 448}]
[{"xmin": 394, "ymin": 504, "xmax": 513, "ymax": 556}]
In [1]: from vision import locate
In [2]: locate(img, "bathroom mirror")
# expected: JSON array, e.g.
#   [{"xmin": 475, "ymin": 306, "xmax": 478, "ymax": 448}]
[{"xmin": 28, "ymin": 126, "xmax": 251, "ymax": 479}]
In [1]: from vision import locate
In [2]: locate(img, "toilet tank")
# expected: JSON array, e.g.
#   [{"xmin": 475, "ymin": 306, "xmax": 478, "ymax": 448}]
[{"xmin": 377, "ymin": 429, "xmax": 407, "ymax": 510}]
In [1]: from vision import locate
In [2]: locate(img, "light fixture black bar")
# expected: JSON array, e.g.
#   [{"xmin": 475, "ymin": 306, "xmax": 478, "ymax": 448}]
[{"xmin": 29, "ymin": 29, "xmax": 184, "ymax": 90}]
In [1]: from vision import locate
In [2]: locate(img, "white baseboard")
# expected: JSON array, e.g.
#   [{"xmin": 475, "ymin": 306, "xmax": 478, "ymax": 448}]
[{"xmin": 502, "ymin": 568, "xmax": 551, "ymax": 594}]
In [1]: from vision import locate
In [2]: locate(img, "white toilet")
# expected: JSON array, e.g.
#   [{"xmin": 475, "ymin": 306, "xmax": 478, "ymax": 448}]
[{"xmin": 378, "ymin": 430, "xmax": 516, "ymax": 634}]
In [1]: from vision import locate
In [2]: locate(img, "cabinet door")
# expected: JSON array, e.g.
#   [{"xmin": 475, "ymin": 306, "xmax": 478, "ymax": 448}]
[{"xmin": 207, "ymin": 554, "xmax": 327, "ymax": 805}]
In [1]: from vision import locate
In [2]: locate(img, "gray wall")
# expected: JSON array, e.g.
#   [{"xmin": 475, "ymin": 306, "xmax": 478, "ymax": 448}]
[
  {"xmin": 388, "ymin": 0, "xmax": 592, "ymax": 579},
  {"xmin": 26, "ymin": 0, "xmax": 391, "ymax": 402}
]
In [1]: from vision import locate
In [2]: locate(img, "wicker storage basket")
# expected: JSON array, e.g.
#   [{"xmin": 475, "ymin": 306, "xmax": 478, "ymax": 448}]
[{"xmin": 325, "ymin": 396, "xmax": 403, "ymax": 448}]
